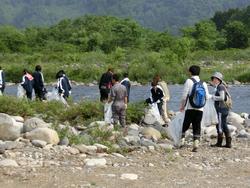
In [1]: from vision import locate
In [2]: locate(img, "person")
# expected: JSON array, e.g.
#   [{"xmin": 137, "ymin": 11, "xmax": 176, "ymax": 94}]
[
  {"xmin": 21, "ymin": 69, "xmax": 34, "ymax": 100},
  {"xmin": 120, "ymin": 72, "xmax": 131, "ymax": 103},
  {"xmin": 210, "ymin": 72, "xmax": 232, "ymax": 148},
  {"xmin": 153, "ymin": 75, "xmax": 171, "ymax": 124},
  {"xmin": 108, "ymin": 73, "xmax": 128, "ymax": 129},
  {"xmin": 56, "ymin": 70, "xmax": 70, "ymax": 99},
  {"xmin": 146, "ymin": 80, "xmax": 165, "ymax": 122},
  {"xmin": 99, "ymin": 68, "xmax": 113, "ymax": 102},
  {"xmin": 0, "ymin": 66, "xmax": 5, "ymax": 95},
  {"xmin": 179, "ymin": 65, "xmax": 209, "ymax": 152},
  {"xmin": 32, "ymin": 65, "xmax": 46, "ymax": 100},
  {"xmin": 60, "ymin": 70, "xmax": 72, "ymax": 96}
]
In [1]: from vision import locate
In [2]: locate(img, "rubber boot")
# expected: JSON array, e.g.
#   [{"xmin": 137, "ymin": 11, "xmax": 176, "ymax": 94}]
[
  {"xmin": 211, "ymin": 134, "xmax": 223, "ymax": 147},
  {"xmin": 224, "ymin": 133, "xmax": 232, "ymax": 148}
]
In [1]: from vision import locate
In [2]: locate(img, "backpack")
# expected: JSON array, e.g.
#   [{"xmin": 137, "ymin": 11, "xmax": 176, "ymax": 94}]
[
  {"xmin": 224, "ymin": 89, "xmax": 232, "ymax": 109},
  {"xmin": 188, "ymin": 78, "xmax": 206, "ymax": 108}
]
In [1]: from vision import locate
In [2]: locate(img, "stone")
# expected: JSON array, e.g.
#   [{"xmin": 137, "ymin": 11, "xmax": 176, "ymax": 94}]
[
  {"xmin": 59, "ymin": 137, "xmax": 69, "ymax": 146},
  {"xmin": 89, "ymin": 121, "xmax": 107, "ymax": 128},
  {"xmin": 128, "ymin": 124, "xmax": 140, "ymax": 131},
  {"xmin": 112, "ymin": 153, "xmax": 125, "ymax": 158},
  {"xmin": 84, "ymin": 158, "xmax": 107, "ymax": 167},
  {"xmin": 204, "ymin": 126, "xmax": 217, "ymax": 138},
  {"xmin": 0, "ymin": 159, "xmax": 18, "ymax": 167},
  {"xmin": 0, "ymin": 113, "xmax": 22, "ymax": 141},
  {"xmin": 25, "ymin": 127, "xmax": 60, "ymax": 145},
  {"xmin": 140, "ymin": 138, "xmax": 158, "ymax": 147},
  {"xmin": 32, "ymin": 140, "xmax": 47, "ymax": 148},
  {"xmin": 11, "ymin": 116, "xmax": 24, "ymax": 123},
  {"xmin": 237, "ymin": 129, "xmax": 250, "ymax": 139},
  {"xmin": 2, "ymin": 141, "xmax": 24, "ymax": 150},
  {"xmin": 94, "ymin": 143, "xmax": 108, "ymax": 152},
  {"xmin": 123, "ymin": 135, "xmax": 140, "ymax": 144},
  {"xmin": 244, "ymin": 119, "xmax": 250, "ymax": 128},
  {"xmin": 141, "ymin": 127, "xmax": 161, "ymax": 140},
  {"xmin": 120, "ymin": 173, "xmax": 138, "ymax": 180},
  {"xmin": 241, "ymin": 113, "xmax": 249, "ymax": 119},
  {"xmin": 67, "ymin": 147, "xmax": 80, "ymax": 155},
  {"xmin": 158, "ymin": 143, "xmax": 173, "ymax": 150},
  {"xmin": 23, "ymin": 117, "xmax": 49, "ymax": 133},
  {"xmin": 74, "ymin": 144, "xmax": 97, "ymax": 154},
  {"xmin": 227, "ymin": 112, "xmax": 245, "ymax": 130}
]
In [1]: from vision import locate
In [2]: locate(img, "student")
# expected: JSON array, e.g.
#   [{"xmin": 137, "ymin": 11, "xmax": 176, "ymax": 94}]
[
  {"xmin": 108, "ymin": 74, "xmax": 128, "ymax": 129},
  {"xmin": 0, "ymin": 66, "xmax": 5, "ymax": 95},
  {"xmin": 120, "ymin": 72, "xmax": 131, "ymax": 103},
  {"xmin": 99, "ymin": 68, "xmax": 113, "ymax": 102},
  {"xmin": 21, "ymin": 69, "xmax": 34, "ymax": 100},
  {"xmin": 56, "ymin": 70, "xmax": 70, "ymax": 99},
  {"xmin": 153, "ymin": 75, "xmax": 171, "ymax": 124},
  {"xmin": 179, "ymin": 65, "xmax": 209, "ymax": 152},
  {"xmin": 32, "ymin": 65, "xmax": 46, "ymax": 100},
  {"xmin": 210, "ymin": 72, "xmax": 232, "ymax": 148}
]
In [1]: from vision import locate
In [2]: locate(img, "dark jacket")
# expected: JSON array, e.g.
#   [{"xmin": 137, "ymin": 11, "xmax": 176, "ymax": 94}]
[
  {"xmin": 58, "ymin": 76, "xmax": 69, "ymax": 98},
  {"xmin": 151, "ymin": 86, "xmax": 164, "ymax": 103},
  {"xmin": 32, "ymin": 71, "xmax": 44, "ymax": 91},
  {"xmin": 21, "ymin": 74, "xmax": 33, "ymax": 93},
  {"xmin": 0, "ymin": 70, "xmax": 5, "ymax": 91},
  {"xmin": 99, "ymin": 71, "xmax": 113, "ymax": 90},
  {"xmin": 63, "ymin": 74, "xmax": 72, "ymax": 91},
  {"xmin": 121, "ymin": 78, "xmax": 131, "ymax": 102}
]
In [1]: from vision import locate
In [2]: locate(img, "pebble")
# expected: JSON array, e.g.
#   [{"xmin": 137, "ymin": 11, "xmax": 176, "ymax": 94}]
[{"xmin": 120, "ymin": 173, "xmax": 138, "ymax": 180}]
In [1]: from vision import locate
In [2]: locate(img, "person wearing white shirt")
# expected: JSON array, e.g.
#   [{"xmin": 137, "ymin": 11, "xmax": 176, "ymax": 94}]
[{"xmin": 179, "ymin": 65, "xmax": 209, "ymax": 152}]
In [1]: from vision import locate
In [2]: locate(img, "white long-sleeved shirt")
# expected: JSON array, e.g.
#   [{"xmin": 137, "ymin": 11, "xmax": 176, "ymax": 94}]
[{"xmin": 181, "ymin": 76, "xmax": 209, "ymax": 111}]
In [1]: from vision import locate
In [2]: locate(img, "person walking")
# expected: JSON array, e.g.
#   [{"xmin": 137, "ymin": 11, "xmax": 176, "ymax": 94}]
[
  {"xmin": 0, "ymin": 66, "xmax": 6, "ymax": 95},
  {"xmin": 108, "ymin": 74, "xmax": 128, "ymax": 130},
  {"xmin": 99, "ymin": 68, "xmax": 113, "ymax": 102},
  {"xmin": 179, "ymin": 65, "xmax": 209, "ymax": 152},
  {"xmin": 56, "ymin": 70, "xmax": 70, "ymax": 99},
  {"xmin": 120, "ymin": 72, "xmax": 131, "ymax": 103},
  {"xmin": 21, "ymin": 69, "xmax": 34, "ymax": 100},
  {"xmin": 210, "ymin": 72, "xmax": 232, "ymax": 148},
  {"xmin": 32, "ymin": 65, "xmax": 46, "ymax": 100}
]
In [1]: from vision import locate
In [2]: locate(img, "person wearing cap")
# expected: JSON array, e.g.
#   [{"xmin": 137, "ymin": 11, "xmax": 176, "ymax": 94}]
[{"xmin": 210, "ymin": 72, "xmax": 232, "ymax": 148}]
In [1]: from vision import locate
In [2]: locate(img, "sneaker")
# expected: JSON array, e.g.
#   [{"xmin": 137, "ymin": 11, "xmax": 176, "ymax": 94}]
[
  {"xmin": 180, "ymin": 138, "xmax": 185, "ymax": 147},
  {"xmin": 192, "ymin": 140, "xmax": 199, "ymax": 152}
]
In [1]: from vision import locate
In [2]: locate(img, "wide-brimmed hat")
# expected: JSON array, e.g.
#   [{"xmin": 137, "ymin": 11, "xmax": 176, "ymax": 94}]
[{"xmin": 211, "ymin": 72, "xmax": 223, "ymax": 82}]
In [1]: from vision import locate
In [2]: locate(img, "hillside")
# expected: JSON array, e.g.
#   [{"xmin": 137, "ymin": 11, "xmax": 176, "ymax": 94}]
[{"xmin": 1, "ymin": 0, "xmax": 250, "ymax": 33}]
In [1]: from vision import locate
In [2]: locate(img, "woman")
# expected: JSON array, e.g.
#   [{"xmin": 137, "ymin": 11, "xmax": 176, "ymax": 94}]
[
  {"xmin": 21, "ymin": 69, "xmax": 34, "ymax": 100},
  {"xmin": 210, "ymin": 72, "xmax": 232, "ymax": 148},
  {"xmin": 56, "ymin": 70, "xmax": 70, "ymax": 99}
]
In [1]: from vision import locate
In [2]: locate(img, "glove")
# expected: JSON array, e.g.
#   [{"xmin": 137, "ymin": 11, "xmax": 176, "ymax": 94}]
[
  {"xmin": 125, "ymin": 104, "xmax": 128, "ymax": 109},
  {"xmin": 69, "ymin": 90, "xmax": 72, "ymax": 95}
]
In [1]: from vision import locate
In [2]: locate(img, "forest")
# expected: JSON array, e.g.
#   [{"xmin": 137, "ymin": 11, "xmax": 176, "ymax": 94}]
[{"xmin": 0, "ymin": 4, "xmax": 250, "ymax": 84}]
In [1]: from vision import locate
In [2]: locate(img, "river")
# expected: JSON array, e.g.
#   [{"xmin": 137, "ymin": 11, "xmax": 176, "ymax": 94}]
[{"xmin": 4, "ymin": 84, "xmax": 250, "ymax": 113}]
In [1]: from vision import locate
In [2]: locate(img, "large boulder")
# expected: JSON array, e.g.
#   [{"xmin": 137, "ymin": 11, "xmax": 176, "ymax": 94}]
[
  {"xmin": 25, "ymin": 127, "xmax": 59, "ymax": 145},
  {"xmin": 141, "ymin": 127, "xmax": 161, "ymax": 140},
  {"xmin": 227, "ymin": 112, "xmax": 245, "ymax": 130},
  {"xmin": 0, "ymin": 113, "xmax": 23, "ymax": 141},
  {"xmin": 23, "ymin": 117, "xmax": 49, "ymax": 133}
]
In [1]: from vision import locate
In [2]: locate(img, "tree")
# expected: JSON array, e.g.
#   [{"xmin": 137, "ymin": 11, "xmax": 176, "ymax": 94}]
[{"xmin": 225, "ymin": 21, "xmax": 249, "ymax": 49}]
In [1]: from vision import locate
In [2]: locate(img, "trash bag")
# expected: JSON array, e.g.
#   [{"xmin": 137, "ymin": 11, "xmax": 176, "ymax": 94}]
[
  {"xmin": 17, "ymin": 84, "xmax": 26, "ymax": 98},
  {"xmin": 104, "ymin": 102, "xmax": 113, "ymax": 124},
  {"xmin": 167, "ymin": 112, "xmax": 185, "ymax": 146},
  {"xmin": 143, "ymin": 103, "xmax": 164, "ymax": 125},
  {"xmin": 202, "ymin": 98, "xmax": 218, "ymax": 127},
  {"xmin": 46, "ymin": 88, "xmax": 68, "ymax": 106}
]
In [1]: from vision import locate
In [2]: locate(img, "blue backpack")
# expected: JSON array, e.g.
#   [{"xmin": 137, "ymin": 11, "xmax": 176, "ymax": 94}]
[{"xmin": 189, "ymin": 78, "xmax": 206, "ymax": 108}]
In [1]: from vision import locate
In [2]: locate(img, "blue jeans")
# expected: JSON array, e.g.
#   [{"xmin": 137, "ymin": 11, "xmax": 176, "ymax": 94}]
[{"xmin": 216, "ymin": 108, "xmax": 229, "ymax": 135}]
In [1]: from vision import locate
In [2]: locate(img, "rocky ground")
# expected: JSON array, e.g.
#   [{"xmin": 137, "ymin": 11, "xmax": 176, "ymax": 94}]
[{"xmin": 0, "ymin": 138, "xmax": 250, "ymax": 188}]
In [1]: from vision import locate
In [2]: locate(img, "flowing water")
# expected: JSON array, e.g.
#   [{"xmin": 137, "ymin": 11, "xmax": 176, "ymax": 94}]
[{"xmin": 4, "ymin": 84, "xmax": 250, "ymax": 113}]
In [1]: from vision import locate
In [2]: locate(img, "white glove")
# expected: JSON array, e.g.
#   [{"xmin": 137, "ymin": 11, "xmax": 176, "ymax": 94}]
[
  {"xmin": 125, "ymin": 104, "xmax": 128, "ymax": 109},
  {"xmin": 69, "ymin": 90, "xmax": 72, "ymax": 95}
]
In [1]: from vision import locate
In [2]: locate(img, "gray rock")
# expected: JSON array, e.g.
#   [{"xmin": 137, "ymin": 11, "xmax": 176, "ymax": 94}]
[
  {"xmin": 84, "ymin": 158, "xmax": 107, "ymax": 167},
  {"xmin": 25, "ymin": 127, "xmax": 60, "ymax": 145},
  {"xmin": 73, "ymin": 144, "xmax": 97, "ymax": 154},
  {"xmin": 140, "ymin": 138, "xmax": 158, "ymax": 147},
  {"xmin": 32, "ymin": 140, "xmax": 47, "ymax": 148},
  {"xmin": 123, "ymin": 135, "xmax": 140, "ymax": 144},
  {"xmin": 0, "ymin": 113, "xmax": 22, "ymax": 141},
  {"xmin": 244, "ymin": 119, "xmax": 250, "ymax": 128},
  {"xmin": 141, "ymin": 127, "xmax": 162, "ymax": 141},
  {"xmin": 127, "ymin": 129, "xmax": 140, "ymax": 137},
  {"xmin": 59, "ymin": 137, "xmax": 69, "ymax": 146},
  {"xmin": 23, "ymin": 117, "xmax": 49, "ymax": 133},
  {"xmin": 128, "ymin": 124, "xmax": 140, "ymax": 131},
  {"xmin": 227, "ymin": 112, "xmax": 245, "ymax": 130},
  {"xmin": 120, "ymin": 173, "xmax": 138, "ymax": 180},
  {"xmin": 237, "ymin": 129, "xmax": 250, "ymax": 139},
  {"xmin": 2, "ymin": 141, "xmax": 24, "ymax": 150},
  {"xmin": 0, "ymin": 159, "xmax": 18, "ymax": 167},
  {"xmin": 158, "ymin": 143, "xmax": 174, "ymax": 150},
  {"xmin": 11, "ymin": 116, "xmax": 24, "ymax": 123}
]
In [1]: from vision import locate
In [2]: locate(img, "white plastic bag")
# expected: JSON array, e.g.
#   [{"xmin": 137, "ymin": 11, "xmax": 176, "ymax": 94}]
[
  {"xmin": 104, "ymin": 102, "xmax": 113, "ymax": 124},
  {"xmin": 202, "ymin": 98, "xmax": 218, "ymax": 127},
  {"xmin": 143, "ymin": 103, "xmax": 164, "ymax": 125},
  {"xmin": 17, "ymin": 84, "xmax": 26, "ymax": 98},
  {"xmin": 46, "ymin": 88, "xmax": 68, "ymax": 106},
  {"xmin": 167, "ymin": 112, "xmax": 185, "ymax": 146}
]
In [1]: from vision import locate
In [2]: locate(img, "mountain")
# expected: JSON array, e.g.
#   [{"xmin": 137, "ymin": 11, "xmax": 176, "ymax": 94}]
[{"xmin": 0, "ymin": 0, "xmax": 250, "ymax": 33}]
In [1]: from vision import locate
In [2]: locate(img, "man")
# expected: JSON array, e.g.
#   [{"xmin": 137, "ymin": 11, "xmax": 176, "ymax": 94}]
[
  {"xmin": 179, "ymin": 65, "xmax": 209, "ymax": 152},
  {"xmin": 0, "ymin": 66, "xmax": 5, "ymax": 95},
  {"xmin": 56, "ymin": 70, "xmax": 70, "ymax": 99},
  {"xmin": 120, "ymin": 72, "xmax": 131, "ymax": 103},
  {"xmin": 108, "ymin": 74, "xmax": 128, "ymax": 129},
  {"xmin": 153, "ymin": 75, "xmax": 171, "ymax": 124},
  {"xmin": 99, "ymin": 68, "xmax": 113, "ymax": 102},
  {"xmin": 32, "ymin": 65, "xmax": 46, "ymax": 100}
]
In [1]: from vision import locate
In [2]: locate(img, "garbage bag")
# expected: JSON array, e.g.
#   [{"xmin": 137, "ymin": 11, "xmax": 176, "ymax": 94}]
[
  {"xmin": 143, "ymin": 103, "xmax": 164, "ymax": 125},
  {"xmin": 167, "ymin": 112, "xmax": 185, "ymax": 146},
  {"xmin": 202, "ymin": 98, "xmax": 218, "ymax": 127},
  {"xmin": 46, "ymin": 88, "xmax": 68, "ymax": 106},
  {"xmin": 104, "ymin": 102, "xmax": 113, "ymax": 124}
]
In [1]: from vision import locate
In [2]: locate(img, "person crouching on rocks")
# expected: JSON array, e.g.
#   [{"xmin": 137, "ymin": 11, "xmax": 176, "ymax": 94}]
[{"xmin": 210, "ymin": 72, "xmax": 232, "ymax": 148}]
